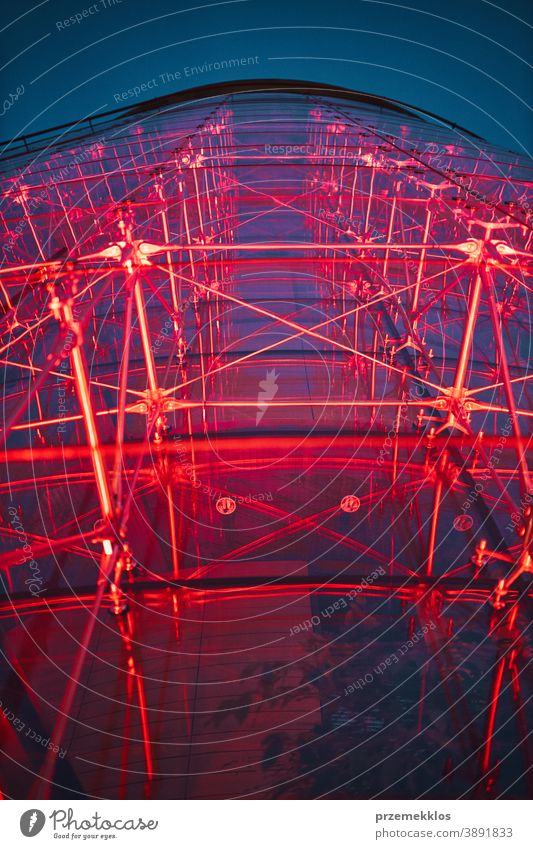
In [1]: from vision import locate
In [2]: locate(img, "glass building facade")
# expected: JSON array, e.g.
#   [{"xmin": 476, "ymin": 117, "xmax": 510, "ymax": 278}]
[{"xmin": 0, "ymin": 81, "xmax": 532, "ymax": 799}]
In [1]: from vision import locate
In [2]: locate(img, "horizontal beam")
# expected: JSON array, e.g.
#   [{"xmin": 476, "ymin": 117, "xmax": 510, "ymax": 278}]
[
  {"xmin": 2, "ymin": 431, "xmax": 531, "ymax": 464},
  {"xmin": 1, "ymin": 573, "xmax": 531, "ymax": 615}
]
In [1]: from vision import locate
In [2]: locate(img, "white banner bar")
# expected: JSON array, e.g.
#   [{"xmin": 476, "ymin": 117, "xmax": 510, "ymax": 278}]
[{"xmin": 1, "ymin": 799, "xmax": 530, "ymax": 848}]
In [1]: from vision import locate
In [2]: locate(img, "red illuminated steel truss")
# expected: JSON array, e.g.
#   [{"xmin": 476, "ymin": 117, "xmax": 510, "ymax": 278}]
[{"xmin": 0, "ymin": 82, "xmax": 532, "ymax": 798}]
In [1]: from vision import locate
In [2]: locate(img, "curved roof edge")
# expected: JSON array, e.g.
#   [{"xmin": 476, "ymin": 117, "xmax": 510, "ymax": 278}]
[
  {"xmin": 121, "ymin": 78, "xmax": 485, "ymax": 140},
  {"xmin": 0, "ymin": 78, "xmax": 484, "ymax": 161}
]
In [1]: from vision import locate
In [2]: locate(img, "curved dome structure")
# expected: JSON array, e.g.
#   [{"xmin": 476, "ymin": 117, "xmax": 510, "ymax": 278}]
[{"xmin": 0, "ymin": 81, "xmax": 532, "ymax": 800}]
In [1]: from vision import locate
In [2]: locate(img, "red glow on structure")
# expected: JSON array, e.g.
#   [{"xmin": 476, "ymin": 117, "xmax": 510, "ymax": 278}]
[{"xmin": 1, "ymin": 81, "xmax": 532, "ymax": 800}]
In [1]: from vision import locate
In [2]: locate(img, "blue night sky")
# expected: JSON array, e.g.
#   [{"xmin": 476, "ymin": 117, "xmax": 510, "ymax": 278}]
[{"xmin": 1, "ymin": 0, "xmax": 531, "ymax": 153}]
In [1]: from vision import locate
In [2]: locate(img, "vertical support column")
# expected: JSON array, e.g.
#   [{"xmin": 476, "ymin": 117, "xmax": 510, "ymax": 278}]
[
  {"xmin": 481, "ymin": 264, "xmax": 531, "ymax": 497},
  {"xmin": 116, "ymin": 612, "xmax": 154, "ymax": 787},
  {"xmin": 133, "ymin": 271, "xmax": 159, "ymax": 396},
  {"xmin": 425, "ymin": 452, "xmax": 446, "ymax": 576},
  {"xmin": 155, "ymin": 172, "xmax": 181, "ymax": 317},
  {"xmin": 63, "ymin": 300, "xmax": 114, "ymax": 520},
  {"xmin": 35, "ymin": 544, "xmax": 119, "ymax": 798},
  {"xmin": 451, "ymin": 267, "xmax": 483, "ymax": 401},
  {"xmin": 411, "ymin": 199, "xmax": 432, "ymax": 323},
  {"xmin": 166, "ymin": 483, "xmax": 180, "ymax": 580},
  {"xmin": 113, "ymin": 274, "xmax": 134, "ymax": 509},
  {"xmin": 383, "ymin": 189, "xmax": 397, "ymax": 278},
  {"xmin": 480, "ymin": 654, "xmax": 505, "ymax": 788},
  {"xmin": 180, "ymin": 179, "xmax": 197, "ymax": 281}
]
